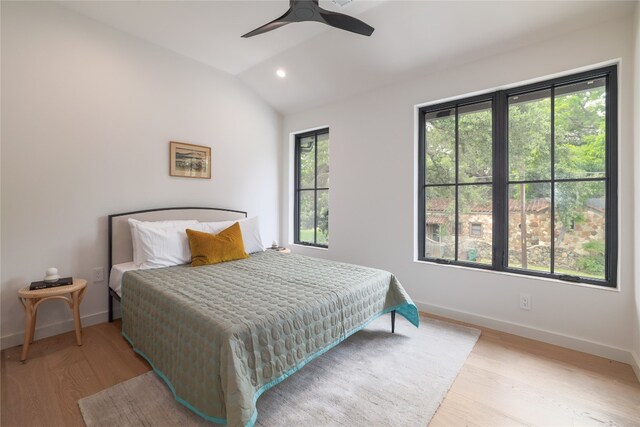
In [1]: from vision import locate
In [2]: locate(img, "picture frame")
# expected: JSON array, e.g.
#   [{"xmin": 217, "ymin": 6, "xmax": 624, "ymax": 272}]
[{"xmin": 169, "ymin": 141, "xmax": 211, "ymax": 179}]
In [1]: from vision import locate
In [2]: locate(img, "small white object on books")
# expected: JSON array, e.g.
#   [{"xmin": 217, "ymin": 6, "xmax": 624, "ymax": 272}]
[
  {"xmin": 44, "ymin": 267, "xmax": 60, "ymax": 283},
  {"xmin": 271, "ymin": 240, "xmax": 278, "ymax": 249}
]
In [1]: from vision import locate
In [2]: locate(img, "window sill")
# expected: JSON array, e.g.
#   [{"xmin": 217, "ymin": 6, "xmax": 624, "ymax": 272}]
[
  {"xmin": 412, "ymin": 258, "xmax": 619, "ymax": 292},
  {"xmin": 291, "ymin": 243, "xmax": 329, "ymax": 251}
]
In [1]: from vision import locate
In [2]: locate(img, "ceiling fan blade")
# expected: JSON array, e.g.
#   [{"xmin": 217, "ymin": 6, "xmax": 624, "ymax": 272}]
[
  {"xmin": 242, "ymin": 9, "xmax": 294, "ymax": 38},
  {"xmin": 318, "ymin": 10, "xmax": 374, "ymax": 36}
]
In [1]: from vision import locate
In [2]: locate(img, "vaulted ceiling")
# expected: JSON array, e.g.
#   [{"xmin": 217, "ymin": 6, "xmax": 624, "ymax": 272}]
[{"xmin": 61, "ymin": 1, "xmax": 635, "ymax": 114}]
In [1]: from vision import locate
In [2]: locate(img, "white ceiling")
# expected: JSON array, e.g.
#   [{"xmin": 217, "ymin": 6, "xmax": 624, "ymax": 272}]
[{"xmin": 61, "ymin": 1, "xmax": 635, "ymax": 115}]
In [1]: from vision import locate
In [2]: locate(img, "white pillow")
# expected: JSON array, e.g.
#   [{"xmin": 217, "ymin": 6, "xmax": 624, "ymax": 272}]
[
  {"xmin": 198, "ymin": 217, "xmax": 265, "ymax": 254},
  {"xmin": 238, "ymin": 217, "xmax": 265, "ymax": 254},
  {"xmin": 195, "ymin": 220, "xmax": 234, "ymax": 235},
  {"xmin": 128, "ymin": 219, "xmax": 198, "ymax": 268}
]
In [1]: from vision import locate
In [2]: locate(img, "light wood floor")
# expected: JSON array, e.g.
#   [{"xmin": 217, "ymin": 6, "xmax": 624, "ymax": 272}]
[{"xmin": 1, "ymin": 316, "xmax": 639, "ymax": 427}]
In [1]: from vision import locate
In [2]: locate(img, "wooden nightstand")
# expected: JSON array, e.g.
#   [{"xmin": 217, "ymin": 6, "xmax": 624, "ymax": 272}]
[{"xmin": 18, "ymin": 278, "xmax": 87, "ymax": 361}]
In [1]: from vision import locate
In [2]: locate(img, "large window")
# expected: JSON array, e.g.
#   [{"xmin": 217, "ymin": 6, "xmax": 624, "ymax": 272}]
[
  {"xmin": 294, "ymin": 128, "xmax": 329, "ymax": 247},
  {"xmin": 418, "ymin": 66, "xmax": 617, "ymax": 287}
]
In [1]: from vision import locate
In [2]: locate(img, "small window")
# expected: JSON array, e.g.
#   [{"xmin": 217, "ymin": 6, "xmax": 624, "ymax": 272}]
[
  {"xmin": 469, "ymin": 223, "xmax": 483, "ymax": 237},
  {"xmin": 294, "ymin": 128, "xmax": 329, "ymax": 248},
  {"xmin": 426, "ymin": 224, "xmax": 441, "ymax": 242}
]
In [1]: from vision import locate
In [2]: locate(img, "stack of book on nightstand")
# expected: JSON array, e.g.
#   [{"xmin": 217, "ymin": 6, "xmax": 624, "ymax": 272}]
[{"xmin": 29, "ymin": 277, "xmax": 73, "ymax": 290}]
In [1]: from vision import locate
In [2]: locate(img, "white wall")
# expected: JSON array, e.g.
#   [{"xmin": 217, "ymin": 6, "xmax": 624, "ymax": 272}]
[
  {"xmin": 283, "ymin": 15, "xmax": 638, "ymax": 364},
  {"xmin": 0, "ymin": 2, "xmax": 281, "ymax": 348},
  {"xmin": 632, "ymin": 2, "xmax": 640, "ymax": 377}
]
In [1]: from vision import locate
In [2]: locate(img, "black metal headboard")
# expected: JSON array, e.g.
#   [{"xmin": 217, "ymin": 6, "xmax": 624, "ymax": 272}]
[{"xmin": 107, "ymin": 206, "xmax": 247, "ymax": 321}]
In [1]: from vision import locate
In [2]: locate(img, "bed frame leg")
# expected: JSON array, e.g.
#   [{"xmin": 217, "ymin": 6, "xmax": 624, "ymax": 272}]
[
  {"xmin": 391, "ymin": 310, "xmax": 396, "ymax": 333},
  {"xmin": 108, "ymin": 293, "xmax": 113, "ymax": 323}
]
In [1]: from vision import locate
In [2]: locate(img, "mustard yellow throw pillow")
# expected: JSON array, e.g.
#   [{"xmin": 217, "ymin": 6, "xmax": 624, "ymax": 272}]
[{"xmin": 186, "ymin": 222, "xmax": 249, "ymax": 267}]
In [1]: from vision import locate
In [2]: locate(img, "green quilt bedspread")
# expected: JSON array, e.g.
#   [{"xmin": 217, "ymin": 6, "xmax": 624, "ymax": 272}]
[{"xmin": 121, "ymin": 250, "xmax": 419, "ymax": 427}]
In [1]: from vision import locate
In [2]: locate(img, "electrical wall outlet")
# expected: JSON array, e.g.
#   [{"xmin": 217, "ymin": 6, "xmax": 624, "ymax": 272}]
[
  {"xmin": 93, "ymin": 267, "xmax": 104, "ymax": 283},
  {"xmin": 520, "ymin": 293, "xmax": 531, "ymax": 310}
]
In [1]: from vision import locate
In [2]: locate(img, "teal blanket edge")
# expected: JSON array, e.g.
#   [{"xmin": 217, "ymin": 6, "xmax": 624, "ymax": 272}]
[{"xmin": 122, "ymin": 301, "xmax": 419, "ymax": 427}]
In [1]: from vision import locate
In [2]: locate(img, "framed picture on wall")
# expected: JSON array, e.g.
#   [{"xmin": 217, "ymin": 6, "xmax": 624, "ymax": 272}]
[{"xmin": 169, "ymin": 141, "xmax": 211, "ymax": 179}]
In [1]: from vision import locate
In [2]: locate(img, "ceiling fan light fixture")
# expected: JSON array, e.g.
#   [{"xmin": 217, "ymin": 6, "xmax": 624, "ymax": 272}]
[{"xmin": 241, "ymin": 0, "xmax": 374, "ymax": 38}]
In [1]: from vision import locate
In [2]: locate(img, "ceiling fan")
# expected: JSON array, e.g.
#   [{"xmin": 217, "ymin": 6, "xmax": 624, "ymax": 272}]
[{"xmin": 242, "ymin": 0, "xmax": 374, "ymax": 38}]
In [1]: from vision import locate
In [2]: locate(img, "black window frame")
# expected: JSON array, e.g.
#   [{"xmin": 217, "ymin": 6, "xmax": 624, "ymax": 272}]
[
  {"xmin": 294, "ymin": 128, "xmax": 329, "ymax": 248},
  {"xmin": 418, "ymin": 65, "xmax": 618, "ymax": 288}
]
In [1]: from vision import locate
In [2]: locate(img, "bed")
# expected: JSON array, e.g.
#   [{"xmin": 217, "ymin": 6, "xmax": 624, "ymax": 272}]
[{"xmin": 108, "ymin": 207, "xmax": 419, "ymax": 427}]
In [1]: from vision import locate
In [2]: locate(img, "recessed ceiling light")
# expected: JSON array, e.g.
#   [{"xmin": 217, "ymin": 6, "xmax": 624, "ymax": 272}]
[{"xmin": 276, "ymin": 69, "xmax": 286, "ymax": 78}]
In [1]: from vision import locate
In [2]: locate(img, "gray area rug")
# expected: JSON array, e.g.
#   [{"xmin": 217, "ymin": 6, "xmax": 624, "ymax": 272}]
[{"xmin": 79, "ymin": 315, "xmax": 480, "ymax": 426}]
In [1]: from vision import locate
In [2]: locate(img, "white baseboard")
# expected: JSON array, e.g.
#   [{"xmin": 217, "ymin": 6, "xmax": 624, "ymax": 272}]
[
  {"xmin": 1, "ymin": 311, "xmax": 110, "ymax": 350},
  {"xmin": 631, "ymin": 350, "xmax": 640, "ymax": 382},
  {"xmin": 417, "ymin": 301, "xmax": 639, "ymax": 380}
]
